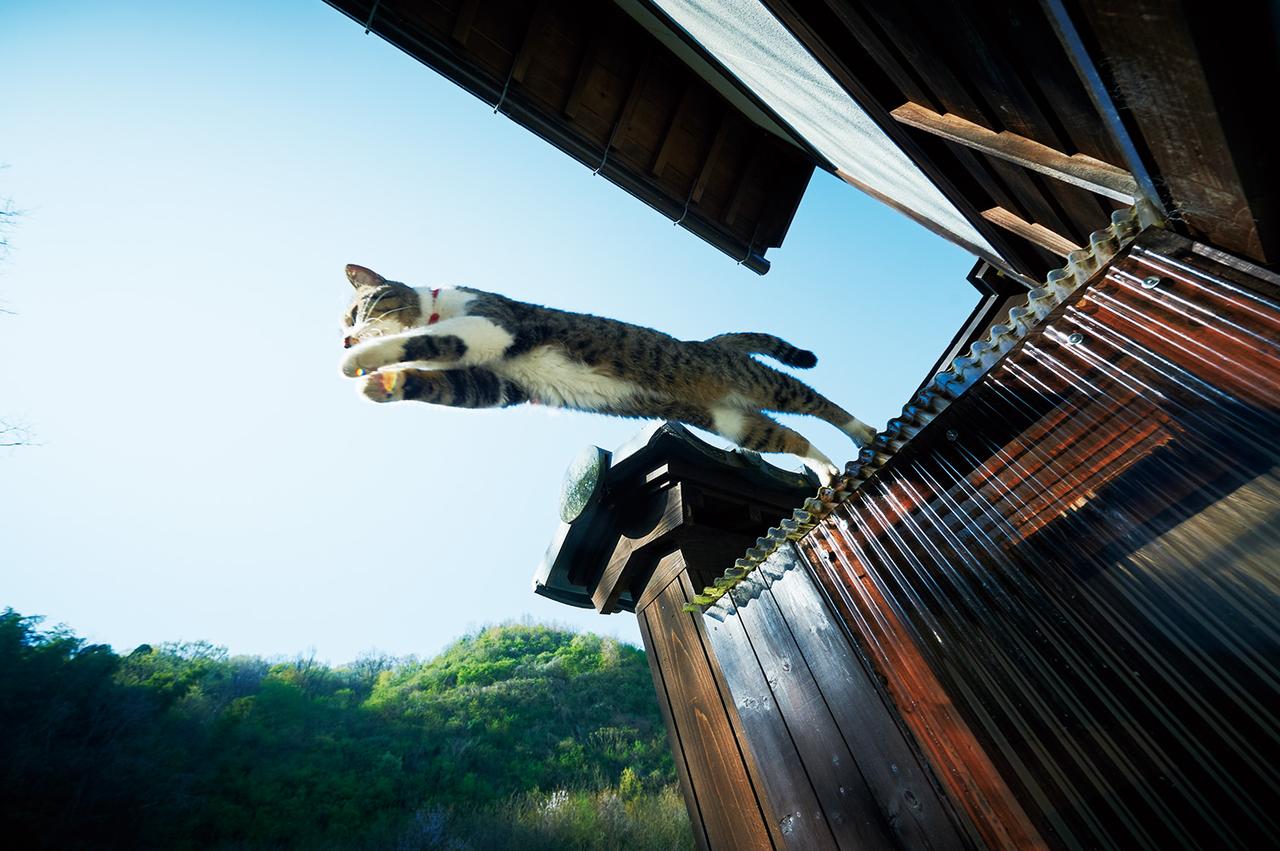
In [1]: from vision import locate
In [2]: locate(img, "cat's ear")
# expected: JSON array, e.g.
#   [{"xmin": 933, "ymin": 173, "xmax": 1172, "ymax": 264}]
[{"xmin": 345, "ymin": 264, "xmax": 385, "ymax": 289}]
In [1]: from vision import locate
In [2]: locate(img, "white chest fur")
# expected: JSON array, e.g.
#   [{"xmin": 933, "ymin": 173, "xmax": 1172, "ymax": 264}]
[{"xmin": 492, "ymin": 347, "xmax": 643, "ymax": 410}]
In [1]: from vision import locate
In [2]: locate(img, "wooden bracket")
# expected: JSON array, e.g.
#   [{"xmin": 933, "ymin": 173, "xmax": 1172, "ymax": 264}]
[
  {"xmin": 981, "ymin": 206, "xmax": 1082, "ymax": 257},
  {"xmin": 592, "ymin": 484, "xmax": 685, "ymax": 614},
  {"xmin": 892, "ymin": 102, "xmax": 1138, "ymax": 203}
]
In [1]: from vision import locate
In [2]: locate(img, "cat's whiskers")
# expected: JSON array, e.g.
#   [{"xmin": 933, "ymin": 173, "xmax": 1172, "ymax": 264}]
[
  {"xmin": 371, "ymin": 305, "xmax": 415, "ymax": 323},
  {"xmin": 350, "ymin": 301, "xmax": 418, "ymax": 346},
  {"xmin": 352, "ymin": 299, "xmax": 418, "ymax": 343}
]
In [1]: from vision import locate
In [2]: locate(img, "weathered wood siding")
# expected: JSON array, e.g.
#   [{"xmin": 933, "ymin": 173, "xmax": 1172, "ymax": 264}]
[
  {"xmin": 799, "ymin": 230, "xmax": 1280, "ymax": 850},
  {"xmin": 708, "ymin": 548, "xmax": 970, "ymax": 850},
  {"xmin": 638, "ymin": 565, "xmax": 776, "ymax": 851},
  {"xmin": 639, "ymin": 548, "xmax": 970, "ymax": 850}
]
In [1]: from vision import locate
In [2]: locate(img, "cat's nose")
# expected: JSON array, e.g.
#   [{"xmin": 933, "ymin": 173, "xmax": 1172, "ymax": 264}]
[{"xmin": 343, "ymin": 336, "xmax": 357, "ymax": 348}]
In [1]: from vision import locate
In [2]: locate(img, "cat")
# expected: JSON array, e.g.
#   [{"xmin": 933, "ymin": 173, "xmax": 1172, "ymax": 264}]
[{"xmin": 339, "ymin": 264, "xmax": 875, "ymax": 484}]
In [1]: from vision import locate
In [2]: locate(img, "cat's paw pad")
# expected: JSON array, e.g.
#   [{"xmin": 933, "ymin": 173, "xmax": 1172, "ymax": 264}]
[{"xmin": 359, "ymin": 370, "xmax": 406, "ymax": 403}]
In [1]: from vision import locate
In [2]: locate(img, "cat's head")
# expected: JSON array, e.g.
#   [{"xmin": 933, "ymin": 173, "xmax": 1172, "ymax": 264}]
[{"xmin": 342, "ymin": 264, "xmax": 423, "ymax": 348}]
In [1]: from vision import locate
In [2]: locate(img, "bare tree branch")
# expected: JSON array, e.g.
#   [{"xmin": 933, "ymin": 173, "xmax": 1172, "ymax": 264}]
[
  {"xmin": 0, "ymin": 420, "xmax": 36, "ymax": 448},
  {"xmin": 0, "ymin": 197, "xmax": 19, "ymax": 262},
  {"xmin": 0, "ymin": 164, "xmax": 16, "ymax": 257},
  {"xmin": 0, "ymin": 178, "xmax": 17, "ymax": 311},
  {"xmin": 1, "ymin": 173, "xmax": 31, "ymax": 445}
]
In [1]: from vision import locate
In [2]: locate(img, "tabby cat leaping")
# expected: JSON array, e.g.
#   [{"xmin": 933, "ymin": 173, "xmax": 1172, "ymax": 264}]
[{"xmin": 339, "ymin": 264, "xmax": 875, "ymax": 484}]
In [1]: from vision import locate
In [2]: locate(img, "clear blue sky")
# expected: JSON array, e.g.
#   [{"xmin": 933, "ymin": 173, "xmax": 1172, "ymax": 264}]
[{"xmin": 0, "ymin": 0, "xmax": 976, "ymax": 663}]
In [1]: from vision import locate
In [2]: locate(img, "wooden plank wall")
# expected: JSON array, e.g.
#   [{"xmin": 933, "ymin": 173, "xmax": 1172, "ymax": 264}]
[
  {"xmin": 638, "ymin": 564, "xmax": 776, "ymax": 851},
  {"xmin": 639, "ymin": 550, "xmax": 970, "ymax": 849},
  {"xmin": 798, "ymin": 229, "xmax": 1280, "ymax": 850}
]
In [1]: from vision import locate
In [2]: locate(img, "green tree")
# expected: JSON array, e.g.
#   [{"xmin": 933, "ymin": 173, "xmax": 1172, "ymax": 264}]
[{"xmin": 0, "ymin": 610, "xmax": 689, "ymax": 849}]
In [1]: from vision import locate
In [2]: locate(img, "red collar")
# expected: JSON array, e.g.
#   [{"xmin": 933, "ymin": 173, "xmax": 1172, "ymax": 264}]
[{"xmin": 427, "ymin": 288, "xmax": 441, "ymax": 325}]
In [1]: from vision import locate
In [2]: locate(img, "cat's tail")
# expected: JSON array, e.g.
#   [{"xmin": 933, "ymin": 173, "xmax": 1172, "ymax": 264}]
[{"xmin": 705, "ymin": 332, "xmax": 817, "ymax": 368}]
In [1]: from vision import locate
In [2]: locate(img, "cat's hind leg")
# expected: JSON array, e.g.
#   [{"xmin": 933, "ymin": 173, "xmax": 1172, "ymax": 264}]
[
  {"xmin": 359, "ymin": 367, "xmax": 527, "ymax": 408},
  {"xmin": 757, "ymin": 369, "xmax": 877, "ymax": 447},
  {"xmin": 342, "ymin": 317, "xmax": 514, "ymax": 377},
  {"xmin": 710, "ymin": 407, "xmax": 839, "ymax": 485},
  {"xmin": 612, "ymin": 397, "xmax": 837, "ymax": 484}
]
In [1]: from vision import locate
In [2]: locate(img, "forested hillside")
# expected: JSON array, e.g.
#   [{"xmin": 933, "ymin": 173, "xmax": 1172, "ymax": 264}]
[{"xmin": 0, "ymin": 609, "xmax": 692, "ymax": 850}]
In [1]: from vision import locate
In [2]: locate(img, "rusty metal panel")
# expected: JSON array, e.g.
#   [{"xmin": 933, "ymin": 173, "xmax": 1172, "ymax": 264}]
[{"xmin": 800, "ymin": 230, "xmax": 1280, "ymax": 850}]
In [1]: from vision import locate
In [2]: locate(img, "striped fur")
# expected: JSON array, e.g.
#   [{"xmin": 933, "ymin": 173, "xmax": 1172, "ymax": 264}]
[
  {"xmin": 705, "ymin": 332, "xmax": 818, "ymax": 369},
  {"xmin": 341, "ymin": 264, "xmax": 872, "ymax": 483}
]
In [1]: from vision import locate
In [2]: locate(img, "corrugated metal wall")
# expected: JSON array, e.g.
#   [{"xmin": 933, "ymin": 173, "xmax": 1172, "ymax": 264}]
[{"xmin": 799, "ymin": 230, "xmax": 1279, "ymax": 850}]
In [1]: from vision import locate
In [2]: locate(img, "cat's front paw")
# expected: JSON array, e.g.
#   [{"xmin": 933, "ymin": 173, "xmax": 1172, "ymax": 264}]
[
  {"xmin": 341, "ymin": 339, "xmax": 403, "ymax": 378},
  {"xmin": 359, "ymin": 370, "xmax": 407, "ymax": 403}
]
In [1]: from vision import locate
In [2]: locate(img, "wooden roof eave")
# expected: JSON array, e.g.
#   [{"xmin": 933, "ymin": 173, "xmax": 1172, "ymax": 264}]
[
  {"xmin": 324, "ymin": 0, "xmax": 816, "ymax": 274},
  {"xmin": 483, "ymin": 75, "xmax": 798, "ymax": 274},
  {"xmin": 754, "ymin": 0, "xmax": 1171, "ymax": 283},
  {"xmin": 759, "ymin": 0, "xmax": 1275, "ymax": 273},
  {"xmin": 533, "ymin": 422, "xmax": 817, "ymax": 612}
]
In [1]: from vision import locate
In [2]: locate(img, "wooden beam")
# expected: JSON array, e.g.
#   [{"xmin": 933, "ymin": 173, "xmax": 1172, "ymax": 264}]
[
  {"xmin": 690, "ymin": 108, "xmax": 731, "ymax": 205},
  {"xmin": 651, "ymin": 84, "xmax": 696, "ymax": 178},
  {"xmin": 643, "ymin": 575, "xmax": 777, "ymax": 850},
  {"xmin": 1066, "ymin": 0, "xmax": 1271, "ymax": 263},
  {"xmin": 508, "ymin": 0, "xmax": 549, "ymax": 85},
  {"xmin": 592, "ymin": 484, "xmax": 684, "ymax": 614},
  {"xmin": 450, "ymin": 0, "xmax": 479, "ymax": 45},
  {"xmin": 893, "ymin": 101, "xmax": 1138, "ymax": 204},
  {"xmin": 605, "ymin": 56, "xmax": 652, "ymax": 158},
  {"xmin": 981, "ymin": 206, "xmax": 1083, "ymax": 257},
  {"xmin": 562, "ymin": 36, "xmax": 601, "ymax": 119},
  {"xmin": 634, "ymin": 599, "xmax": 712, "ymax": 851}
]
